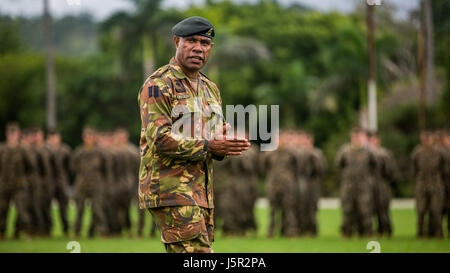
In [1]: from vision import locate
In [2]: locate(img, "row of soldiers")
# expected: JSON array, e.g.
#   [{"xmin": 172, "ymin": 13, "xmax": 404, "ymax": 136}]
[
  {"xmin": 0, "ymin": 123, "xmax": 147, "ymax": 239},
  {"xmin": 411, "ymin": 130, "xmax": 450, "ymax": 238},
  {"xmin": 213, "ymin": 130, "xmax": 326, "ymax": 237},
  {"xmin": 336, "ymin": 128, "xmax": 450, "ymax": 238},
  {"xmin": 2, "ymin": 122, "xmax": 449, "ymax": 239},
  {"xmin": 213, "ymin": 127, "xmax": 450, "ymax": 239}
]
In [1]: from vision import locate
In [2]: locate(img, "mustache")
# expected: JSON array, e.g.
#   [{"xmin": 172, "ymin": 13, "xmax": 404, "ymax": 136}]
[{"xmin": 188, "ymin": 55, "xmax": 204, "ymax": 61}]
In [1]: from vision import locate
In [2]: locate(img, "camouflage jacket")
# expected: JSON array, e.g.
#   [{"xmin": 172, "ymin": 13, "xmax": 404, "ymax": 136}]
[
  {"xmin": 138, "ymin": 57, "xmax": 225, "ymax": 209},
  {"xmin": 335, "ymin": 143, "xmax": 377, "ymax": 183},
  {"xmin": 411, "ymin": 145, "xmax": 445, "ymax": 182},
  {"xmin": 0, "ymin": 143, "xmax": 33, "ymax": 189}
]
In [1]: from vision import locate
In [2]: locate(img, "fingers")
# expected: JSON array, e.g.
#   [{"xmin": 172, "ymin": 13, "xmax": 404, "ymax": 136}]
[
  {"xmin": 228, "ymin": 147, "xmax": 249, "ymax": 152},
  {"xmin": 226, "ymin": 151, "xmax": 243, "ymax": 156}
]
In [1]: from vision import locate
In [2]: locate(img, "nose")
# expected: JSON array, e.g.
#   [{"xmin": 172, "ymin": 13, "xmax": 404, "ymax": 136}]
[{"xmin": 192, "ymin": 41, "xmax": 203, "ymax": 53}]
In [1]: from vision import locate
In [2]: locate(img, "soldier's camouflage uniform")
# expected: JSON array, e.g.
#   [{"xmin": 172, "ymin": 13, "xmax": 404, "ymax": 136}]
[
  {"xmin": 336, "ymin": 144, "xmax": 376, "ymax": 237},
  {"xmin": 264, "ymin": 148, "xmax": 299, "ymax": 237},
  {"xmin": 212, "ymin": 157, "xmax": 232, "ymax": 228},
  {"xmin": 294, "ymin": 147, "xmax": 325, "ymax": 236},
  {"xmin": 71, "ymin": 145, "xmax": 108, "ymax": 237},
  {"xmin": 15, "ymin": 145, "xmax": 44, "ymax": 236},
  {"xmin": 34, "ymin": 145, "xmax": 55, "ymax": 236},
  {"xmin": 221, "ymin": 145, "xmax": 259, "ymax": 235},
  {"xmin": 0, "ymin": 143, "xmax": 33, "ymax": 237},
  {"xmin": 438, "ymin": 144, "xmax": 450, "ymax": 235},
  {"xmin": 47, "ymin": 143, "xmax": 71, "ymax": 235},
  {"xmin": 138, "ymin": 57, "xmax": 224, "ymax": 252},
  {"xmin": 98, "ymin": 147, "xmax": 119, "ymax": 236},
  {"xmin": 411, "ymin": 145, "xmax": 445, "ymax": 237},
  {"xmin": 371, "ymin": 146, "xmax": 396, "ymax": 237},
  {"xmin": 111, "ymin": 147, "xmax": 132, "ymax": 233}
]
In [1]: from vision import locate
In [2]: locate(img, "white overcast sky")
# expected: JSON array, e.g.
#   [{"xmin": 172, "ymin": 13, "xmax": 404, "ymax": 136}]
[{"xmin": 0, "ymin": 0, "xmax": 419, "ymax": 21}]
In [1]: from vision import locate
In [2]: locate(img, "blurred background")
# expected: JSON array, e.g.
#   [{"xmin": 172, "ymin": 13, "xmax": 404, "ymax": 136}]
[{"xmin": 0, "ymin": 0, "xmax": 449, "ymax": 198}]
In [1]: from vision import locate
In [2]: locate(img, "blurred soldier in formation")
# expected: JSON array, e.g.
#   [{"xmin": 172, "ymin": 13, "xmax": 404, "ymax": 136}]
[
  {"xmin": 264, "ymin": 131, "xmax": 299, "ymax": 237},
  {"xmin": 368, "ymin": 132, "xmax": 397, "ymax": 237},
  {"xmin": 113, "ymin": 128, "xmax": 144, "ymax": 237},
  {"xmin": 219, "ymin": 133, "xmax": 259, "ymax": 236},
  {"xmin": 212, "ymin": 155, "xmax": 232, "ymax": 230},
  {"xmin": 434, "ymin": 130, "xmax": 450, "ymax": 236},
  {"xmin": 336, "ymin": 127, "xmax": 376, "ymax": 237},
  {"xmin": 0, "ymin": 123, "xmax": 33, "ymax": 240},
  {"xmin": 46, "ymin": 129, "xmax": 71, "ymax": 236},
  {"xmin": 411, "ymin": 131, "xmax": 445, "ymax": 238},
  {"xmin": 292, "ymin": 131, "xmax": 326, "ymax": 237},
  {"xmin": 14, "ymin": 129, "xmax": 44, "ymax": 238},
  {"xmin": 17, "ymin": 129, "xmax": 43, "ymax": 237},
  {"xmin": 437, "ymin": 130, "xmax": 450, "ymax": 236},
  {"xmin": 30, "ymin": 127, "xmax": 55, "ymax": 237},
  {"xmin": 96, "ymin": 131, "xmax": 120, "ymax": 236},
  {"xmin": 114, "ymin": 128, "xmax": 140, "ymax": 236},
  {"xmin": 71, "ymin": 127, "xmax": 108, "ymax": 237}
]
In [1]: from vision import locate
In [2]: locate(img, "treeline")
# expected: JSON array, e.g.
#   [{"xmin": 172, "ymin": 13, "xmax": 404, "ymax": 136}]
[{"xmin": 0, "ymin": 0, "xmax": 449, "ymax": 197}]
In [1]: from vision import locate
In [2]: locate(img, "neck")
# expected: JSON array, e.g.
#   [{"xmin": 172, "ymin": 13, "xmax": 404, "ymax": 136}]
[
  {"xmin": 175, "ymin": 57, "xmax": 200, "ymax": 80},
  {"xmin": 182, "ymin": 67, "xmax": 199, "ymax": 81}
]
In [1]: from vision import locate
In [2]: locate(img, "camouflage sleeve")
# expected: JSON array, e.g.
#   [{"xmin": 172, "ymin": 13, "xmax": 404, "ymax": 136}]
[
  {"xmin": 383, "ymin": 150, "xmax": 398, "ymax": 181},
  {"xmin": 0, "ymin": 145, "xmax": 3, "ymax": 175},
  {"xmin": 335, "ymin": 145, "xmax": 347, "ymax": 169},
  {"xmin": 70, "ymin": 148, "xmax": 81, "ymax": 174},
  {"xmin": 410, "ymin": 147, "xmax": 419, "ymax": 176},
  {"xmin": 62, "ymin": 146, "xmax": 72, "ymax": 175},
  {"xmin": 21, "ymin": 147, "xmax": 34, "ymax": 175},
  {"xmin": 139, "ymin": 80, "xmax": 209, "ymax": 161},
  {"xmin": 36, "ymin": 152, "xmax": 46, "ymax": 177}
]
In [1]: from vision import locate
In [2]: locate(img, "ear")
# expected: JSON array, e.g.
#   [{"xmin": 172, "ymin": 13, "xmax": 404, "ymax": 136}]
[
  {"xmin": 173, "ymin": 36, "xmax": 180, "ymax": 48},
  {"xmin": 210, "ymin": 42, "xmax": 215, "ymax": 49}
]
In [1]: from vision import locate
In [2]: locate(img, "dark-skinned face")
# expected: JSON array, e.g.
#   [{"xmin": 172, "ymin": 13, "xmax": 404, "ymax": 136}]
[{"xmin": 174, "ymin": 35, "xmax": 214, "ymax": 72}]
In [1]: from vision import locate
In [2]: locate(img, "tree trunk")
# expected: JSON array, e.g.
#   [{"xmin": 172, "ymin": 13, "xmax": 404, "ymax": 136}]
[
  {"xmin": 44, "ymin": 0, "xmax": 56, "ymax": 131},
  {"xmin": 418, "ymin": 1, "xmax": 426, "ymax": 131},
  {"xmin": 366, "ymin": 4, "xmax": 377, "ymax": 132},
  {"xmin": 423, "ymin": 0, "xmax": 435, "ymax": 105},
  {"xmin": 142, "ymin": 36, "xmax": 155, "ymax": 80}
]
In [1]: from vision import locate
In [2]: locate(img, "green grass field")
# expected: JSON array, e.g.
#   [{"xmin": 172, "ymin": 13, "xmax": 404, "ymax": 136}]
[{"xmin": 0, "ymin": 204, "xmax": 449, "ymax": 253}]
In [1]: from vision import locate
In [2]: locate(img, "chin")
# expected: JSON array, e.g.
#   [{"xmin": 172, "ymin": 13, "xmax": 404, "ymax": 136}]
[{"xmin": 187, "ymin": 63, "xmax": 203, "ymax": 71}]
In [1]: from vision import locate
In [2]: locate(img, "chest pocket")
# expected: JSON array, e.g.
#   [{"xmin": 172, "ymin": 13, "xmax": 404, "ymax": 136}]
[{"xmin": 206, "ymin": 97, "xmax": 224, "ymax": 119}]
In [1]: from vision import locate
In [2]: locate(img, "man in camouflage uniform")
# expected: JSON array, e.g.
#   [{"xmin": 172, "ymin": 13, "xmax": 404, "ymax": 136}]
[
  {"xmin": 291, "ymin": 131, "xmax": 313, "ymax": 236},
  {"xmin": 110, "ymin": 130, "xmax": 134, "ymax": 235},
  {"xmin": 212, "ymin": 156, "xmax": 232, "ymax": 230},
  {"xmin": 439, "ymin": 130, "xmax": 450, "ymax": 235},
  {"xmin": 46, "ymin": 129, "xmax": 71, "ymax": 236},
  {"xmin": 18, "ymin": 128, "xmax": 44, "ymax": 237},
  {"xmin": 138, "ymin": 16, "xmax": 250, "ymax": 253},
  {"xmin": 264, "ymin": 131, "xmax": 299, "ymax": 237},
  {"xmin": 221, "ymin": 142, "xmax": 259, "ymax": 236},
  {"xmin": 411, "ymin": 131, "xmax": 445, "ymax": 238},
  {"xmin": 0, "ymin": 123, "xmax": 33, "ymax": 240},
  {"xmin": 114, "ymin": 128, "xmax": 144, "ymax": 237},
  {"xmin": 97, "ymin": 131, "xmax": 120, "ymax": 236},
  {"xmin": 295, "ymin": 132, "xmax": 326, "ymax": 237},
  {"xmin": 368, "ymin": 132, "xmax": 396, "ymax": 237},
  {"xmin": 31, "ymin": 127, "xmax": 55, "ymax": 237},
  {"xmin": 336, "ymin": 128, "xmax": 376, "ymax": 237},
  {"xmin": 71, "ymin": 127, "xmax": 108, "ymax": 237}
]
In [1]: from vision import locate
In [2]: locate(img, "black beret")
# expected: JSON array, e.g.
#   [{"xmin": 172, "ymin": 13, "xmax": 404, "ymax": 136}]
[{"xmin": 172, "ymin": 16, "xmax": 215, "ymax": 39}]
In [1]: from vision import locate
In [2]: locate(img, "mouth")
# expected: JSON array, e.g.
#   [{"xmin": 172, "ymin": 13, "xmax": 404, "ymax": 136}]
[{"xmin": 188, "ymin": 56, "xmax": 204, "ymax": 64}]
